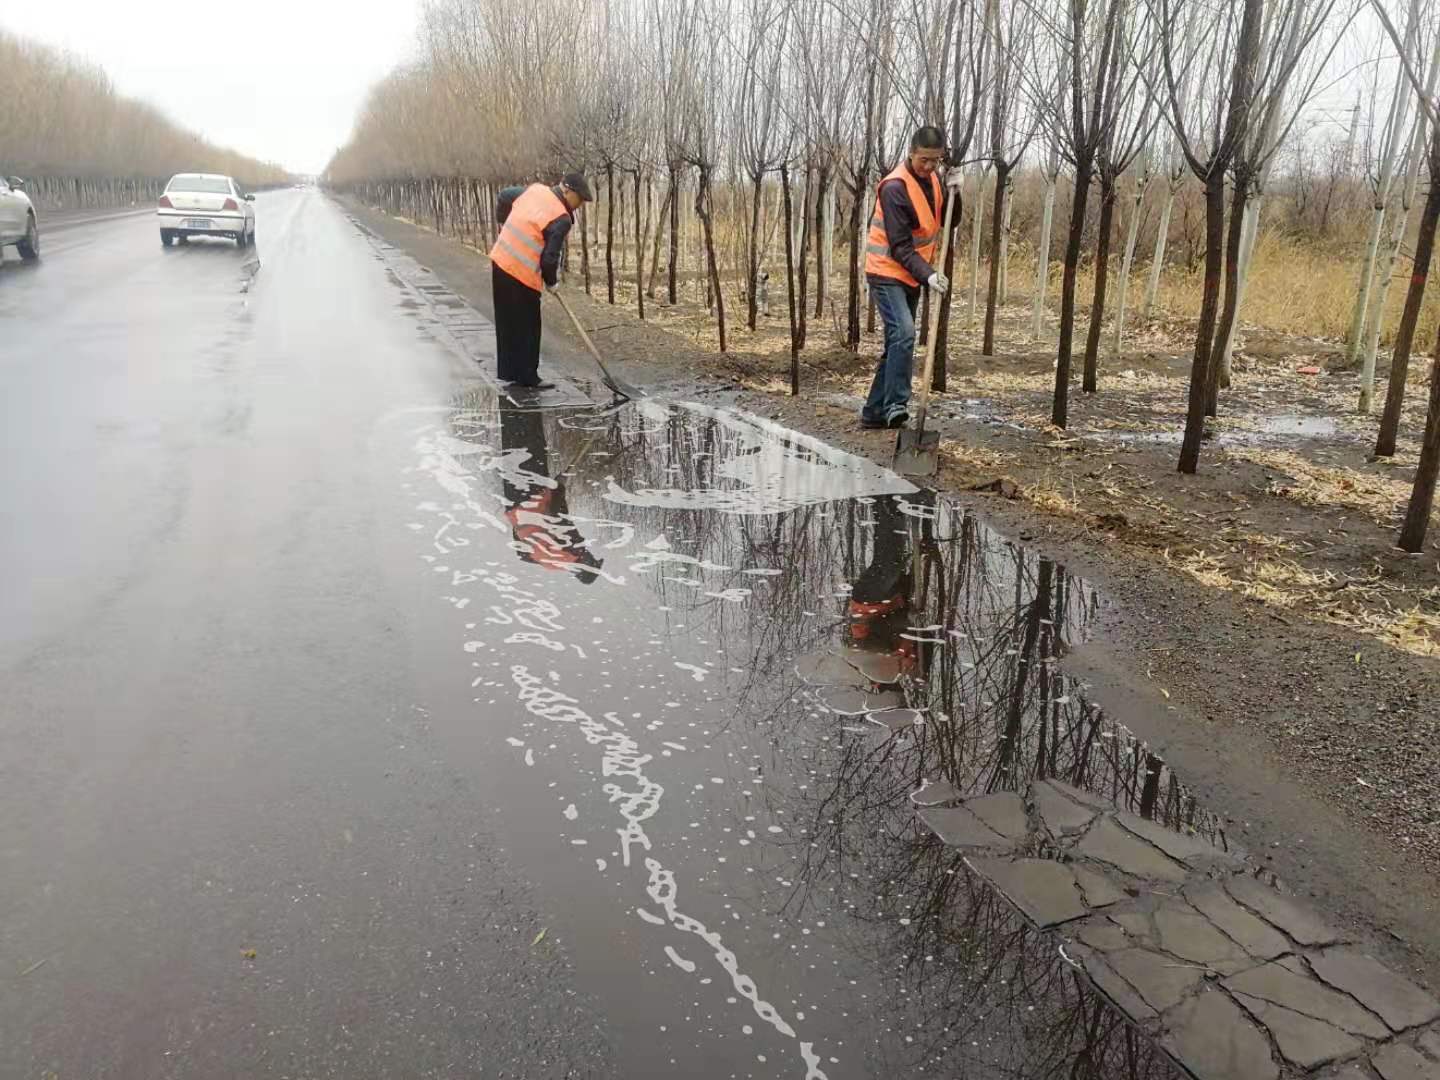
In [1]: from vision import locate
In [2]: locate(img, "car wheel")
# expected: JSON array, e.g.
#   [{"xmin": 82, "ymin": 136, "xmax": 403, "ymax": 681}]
[
  {"xmin": 17, "ymin": 215, "xmax": 39, "ymax": 261},
  {"xmin": 161, "ymin": 229, "xmax": 174, "ymax": 248}
]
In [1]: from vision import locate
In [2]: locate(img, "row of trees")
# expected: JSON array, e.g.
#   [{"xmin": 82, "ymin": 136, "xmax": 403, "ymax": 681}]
[
  {"xmin": 0, "ymin": 29, "xmax": 291, "ymax": 207},
  {"xmin": 327, "ymin": 0, "xmax": 1440, "ymax": 552}
]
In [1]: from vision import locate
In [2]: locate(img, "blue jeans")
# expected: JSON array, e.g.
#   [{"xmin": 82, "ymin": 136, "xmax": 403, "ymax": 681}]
[{"xmin": 862, "ymin": 280, "xmax": 922, "ymax": 424}]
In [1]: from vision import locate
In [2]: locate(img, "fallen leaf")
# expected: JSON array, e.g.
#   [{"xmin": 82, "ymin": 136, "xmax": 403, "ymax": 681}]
[
  {"xmin": 241, "ymin": 948, "xmax": 257, "ymax": 960},
  {"xmin": 531, "ymin": 929, "xmax": 547, "ymax": 946},
  {"xmin": 1159, "ymin": 688, "xmax": 1171, "ymax": 699}
]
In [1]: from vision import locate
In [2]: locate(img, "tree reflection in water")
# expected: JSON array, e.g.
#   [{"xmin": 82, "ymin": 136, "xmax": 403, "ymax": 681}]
[{"xmin": 439, "ymin": 392, "xmax": 1211, "ymax": 1078}]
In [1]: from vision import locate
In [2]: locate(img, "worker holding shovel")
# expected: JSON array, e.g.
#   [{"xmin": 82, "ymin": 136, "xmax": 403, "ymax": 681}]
[
  {"xmin": 860, "ymin": 127, "xmax": 963, "ymax": 430},
  {"xmin": 490, "ymin": 172, "xmax": 594, "ymax": 389}
]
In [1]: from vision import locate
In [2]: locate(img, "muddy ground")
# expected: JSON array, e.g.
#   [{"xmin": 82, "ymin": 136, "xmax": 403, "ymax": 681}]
[{"xmin": 343, "ymin": 199, "xmax": 1440, "ymax": 988}]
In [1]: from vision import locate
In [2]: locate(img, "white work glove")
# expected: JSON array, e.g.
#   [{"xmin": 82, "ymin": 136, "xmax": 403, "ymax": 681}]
[
  {"xmin": 927, "ymin": 272, "xmax": 950, "ymax": 295},
  {"xmin": 945, "ymin": 168, "xmax": 964, "ymax": 191}
]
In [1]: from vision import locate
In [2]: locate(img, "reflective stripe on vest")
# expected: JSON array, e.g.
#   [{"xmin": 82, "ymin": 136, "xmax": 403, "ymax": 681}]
[
  {"xmin": 490, "ymin": 183, "xmax": 569, "ymax": 292},
  {"xmin": 863, "ymin": 165, "xmax": 942, "ymax": 288}
]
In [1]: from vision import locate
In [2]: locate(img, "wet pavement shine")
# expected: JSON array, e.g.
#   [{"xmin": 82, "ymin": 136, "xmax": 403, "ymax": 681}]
[{"xmin": 4, "ymin": 191, "xmax": 1436, "ymax": 1080}]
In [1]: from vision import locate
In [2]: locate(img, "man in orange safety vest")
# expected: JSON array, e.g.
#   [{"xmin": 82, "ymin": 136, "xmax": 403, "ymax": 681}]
[
  {"xmin": 860, "ymin": 127, "xmax": 963, "ymax": 429},
  {"xmin": 490, "ymin": 172, "xmax": 594, "ymax": 390}
]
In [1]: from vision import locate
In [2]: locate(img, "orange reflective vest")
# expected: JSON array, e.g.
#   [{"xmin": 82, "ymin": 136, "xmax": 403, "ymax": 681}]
[
  {"xmin": 490, "ymin": 184, "xmax": 570, "ymax": 292},
  {"xmin": 863, "ymin": 165, "xmax": 942, "ymax": 288}
]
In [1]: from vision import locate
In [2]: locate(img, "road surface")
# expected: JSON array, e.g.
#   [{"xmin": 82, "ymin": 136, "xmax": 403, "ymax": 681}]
[{"xmin": 1, "ymin": 190, "xmax": 1187, "ymax": 1079}]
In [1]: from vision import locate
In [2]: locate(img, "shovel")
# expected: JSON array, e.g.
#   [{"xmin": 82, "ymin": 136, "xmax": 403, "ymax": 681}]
[
  {"xmin": 894, "ymin": 180, "xmax": 959, "ymax": 477},
  {"xmin": 547, "ymin": 286, "xmax": 640, "ymax": 403}
]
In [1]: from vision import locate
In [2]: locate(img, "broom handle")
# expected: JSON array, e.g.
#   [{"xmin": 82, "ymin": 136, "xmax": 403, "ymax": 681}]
[
  {"xmin": 548, "ymin": 286, "xmax": 618, "ymax": 383},
  {"xmin": 912, "ymin": 177, "xmax": 959, "ymax": 435}
]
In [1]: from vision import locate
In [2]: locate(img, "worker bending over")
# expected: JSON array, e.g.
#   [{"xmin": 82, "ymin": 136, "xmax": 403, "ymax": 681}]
[{"xmin": 490, "ymin": 172, "xmax": 594, "ymax": 390}]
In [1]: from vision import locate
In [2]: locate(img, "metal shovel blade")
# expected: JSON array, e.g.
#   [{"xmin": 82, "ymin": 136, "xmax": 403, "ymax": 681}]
[{"xmin": 893, "ymin": 426, "xmax": 940, "ymax": 476}]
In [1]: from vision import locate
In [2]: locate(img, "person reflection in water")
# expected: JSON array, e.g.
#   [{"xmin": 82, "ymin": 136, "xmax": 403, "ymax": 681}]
[
  {"xmin": 846, "ymin": 494, "xmax": 937, "ymax": 682},
  {"xmin": 499, "ymin": 401, "xmax": 603, "ymax": 585}
]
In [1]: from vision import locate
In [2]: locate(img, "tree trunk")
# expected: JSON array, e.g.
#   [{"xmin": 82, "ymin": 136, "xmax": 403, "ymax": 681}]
[
  {"xmin": 1217, "ymin": 198, "xmax": 1262, "ymax": 385},
  {"xmin": 647, "ymin": 185, "xmax": 671, "ymax": 299},
  {"xmin": 667, "ymin": 162, "xmax": 680, "ymax": 306},
  {"xmin": 1082, "ymin": 174, "xmax": 1119, "ymax": 393},
  {"xmin": 1377, "ymin": 155, "xmax": 1440, "ymax": 456},
  {"xmin": 813, "ymin": 168, "xmax": 829, "ymax": 319},
  {"xmin": 967, "ymin": 167, "xmax": 987, "ymax": 327},
  {"xmin": 634, "ymin": 170, "xmax": 646, "ymax": 321},
  {"xmin": 1143, "ymin": 186, "xmax": 1176, "ymax": 318},
  {"xmin": 697, "ymin": 167, "xmax": 727, "ymax": 353},
  {"xmin": 934, "ymin": 226, "xmax": 961, "ymax": 392},
  {"xmin": 782, "ymin": 164, "xmax": 800, "ymax": 395},
  {"xmin": 605, "ymin": 164, "xmax": 616, "ymax": 305},
  {"xmin": 1205, "ymin": 178, "xmax": 1253, "ymax": 417},
  {"xmin": 1178, "ymin": 178, "xmax": 1228, "ymax": 474},
  {"xmin": 1032, "ymin": 173, "xmax": 1057, "ymax": 339},
  {"xmin": 580, "ymin": 203, "xmax": 593, "ymax": 295},
  {"xmin": 1110, "ymin": 183, "xmax": 1145, "ymax": 361},
  {"xmin": 983, "ymin": 163, "xmax": 1010, "ymax": 356},
  {"xmin": 1399, "ymin": 339, "xmax": 1440, "ymax": 551},
  {"xmin": 846, "ymin": 166, "xmax": 868, "ymax": 350},
  {"xmin": 998, "ymin": 185, "xmax": 1012, "ymax": 306},
  {"xmin": 797, "ymin": 165, "xmax": 812, "ymax": 353},
  {"xmin": 1054, "ymin": 165, "xmax": 1093, "ymax": 428},
  {"xmin": 747, "ymin": 171, "xmax": 764, "ymax": 331}
]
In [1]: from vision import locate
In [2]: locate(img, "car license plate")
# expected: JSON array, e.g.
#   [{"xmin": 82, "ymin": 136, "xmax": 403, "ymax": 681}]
[{"xmin": 185, "ymin": 218, "xmax": 211, "ymax": 229}]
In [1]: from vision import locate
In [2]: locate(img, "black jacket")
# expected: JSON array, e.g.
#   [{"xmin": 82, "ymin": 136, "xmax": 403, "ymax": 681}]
[
  {"xmin": 497, "ymin": 185, "xmax": 574, "ymax": 287},
  {"xmin": 866, "ymin": 163, "xmax": 958, "ymax": 288}
]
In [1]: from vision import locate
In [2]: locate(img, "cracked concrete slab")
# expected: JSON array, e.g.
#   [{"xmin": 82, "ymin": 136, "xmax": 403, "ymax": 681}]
[
  {"xmin": 1115, "ymin": 811, "xmax": 1243, "ymax": 869},
  {"xmin": 1107, "ymin": 947, "xmax": 1206, "ymax": 1013},
  {"xmin": 1232, "ymin": 990, "xmax": 1363, "ymax": 1069},
  {"xmin": 1308, "ymin": 948, "xmax": 1440, "ymax": 1033},
  {"xmin": 964, "ymin": 792, "xmax": 1029, "ymax": 840},
  {"xmin": 1075, "ymin": 816, "xmax": 1188, "ymax": 883},
  {"xmin": 1419, "ymin": 1030, "xmax": 1440, "ymax": 1060},
  {"xmin": 1373, "ymin": 1043, "xmax": 1440, "ymax": 1080},
  {"xmin": 869, "ymin": 708, "xmax": 922, "ymax": 732},
  {"xmin": 795, "ymin": 652, "xmax": 866, "ymax": 686},
  {"xmin": 1225, "ymin": 961, "xmax": 1390, "ymax": 1039},
  {"xmin": 918, "ymin": 806, "xmax": 1007, "ymax": 849},
  {"xmin": 1045, "ymin": 778, "xmax": 1113, "ymax": 810},
  {"xmin": 844, "ymin": 650, "xmax": 903, "ymax": 685},
  {"xmin": 1225, "ymin": 875, "xmax": 1340, "ymax": 948},
  {"xmin": 1151, "ymin": 902, "xmax": 1254, "ymax": 972},
  {"xmin": 968, "ymin": 857, "xmax": 1090, "ymax": 928},
  {"xmin": 1083, "ymin": 949, "xmax": 1158, "ymax": 1021},
  {"xmin": 910, "ymin": 779, "xmax": 961, "ymax": 807},
  {"xmin": 1032, "ymin": 780, "xmax": 1099, "ymax": 835},
  {"xmin": 1162, "ymin": 989, "xmax": 1279, "ymax": 1080},
  {"xmin": 1077, "ymin": 919, "xmax": 1132, "ymax": 952},
  {"xmin": 1185, "ymin": 881, "xmax": 1291, "ymax": 960},
  {"xmin": 1073, "ymin": 865, "xmax": 1126, "ymax": 909}
]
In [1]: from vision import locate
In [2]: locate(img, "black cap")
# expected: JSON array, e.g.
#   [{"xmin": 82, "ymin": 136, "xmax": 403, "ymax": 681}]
[{"xmin": 561, "ymin": 172, "xmax": 594, "ymax": 202}]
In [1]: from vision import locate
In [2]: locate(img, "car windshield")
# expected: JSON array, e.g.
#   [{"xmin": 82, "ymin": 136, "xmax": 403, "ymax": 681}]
[{"xmin": 167, "ymin": 176, "xmax": 231, "ymax": 194}]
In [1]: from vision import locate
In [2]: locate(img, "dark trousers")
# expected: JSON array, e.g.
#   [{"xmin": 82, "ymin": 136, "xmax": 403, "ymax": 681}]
[
  {"xmin": 492, "ymin": 263, "xmax": 543, "ymax": 384},
  {"xmin": 862, "ymin": 279, "xmax": 922, "ymax": 423}
]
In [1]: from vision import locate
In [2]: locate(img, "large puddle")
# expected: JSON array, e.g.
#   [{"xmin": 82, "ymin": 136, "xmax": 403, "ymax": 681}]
[{"xmin": 388, "ymin": 383, "xmax": 1233, "ymax": 1079}]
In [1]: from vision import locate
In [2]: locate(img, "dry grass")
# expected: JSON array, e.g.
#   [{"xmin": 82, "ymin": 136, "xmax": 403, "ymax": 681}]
[{"xmin": 1227, "ymin": 448, "xmax": 1433, "ymax": 529}]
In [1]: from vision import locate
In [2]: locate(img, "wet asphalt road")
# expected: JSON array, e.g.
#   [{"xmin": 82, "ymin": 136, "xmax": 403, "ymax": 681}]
[{"xmin": 1, "ymin": 191, "xmax": 1188, "ymax": 1079}]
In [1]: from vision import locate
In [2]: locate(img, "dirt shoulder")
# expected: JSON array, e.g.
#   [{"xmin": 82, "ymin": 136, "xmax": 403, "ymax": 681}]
[{"xmin": 341, "ymin": 197, "xmax": 1440, "ymax": 986}]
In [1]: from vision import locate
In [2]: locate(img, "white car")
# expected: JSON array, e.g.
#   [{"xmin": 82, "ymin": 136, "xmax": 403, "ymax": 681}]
[
  {"xmin": 158, "ymin": 173, "xmax": 255, "ymax": 248},
  {"xmin": 0, "ymin": 174, "xmax": 40, "ymax": 261}
]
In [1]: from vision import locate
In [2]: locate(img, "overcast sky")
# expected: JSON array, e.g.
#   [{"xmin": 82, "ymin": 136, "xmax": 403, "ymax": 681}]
[{"xmin": 3, "ymin": 0, "xmax": 421, "ymax": 174}]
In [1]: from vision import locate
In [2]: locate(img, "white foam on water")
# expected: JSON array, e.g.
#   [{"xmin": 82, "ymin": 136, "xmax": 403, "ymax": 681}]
[
  {"xmin": 603, "ymin": 401, "xmax": 916, "ymax": 516},
  {"xmin": 564, "ymin": 803, "xmax": 579, "ymax": 821},
  {"xmin": 664, "ymin": 946, "xmax": 697, "ymax": 974},
  {"xmin": 675, "ymin": 663, "xmax": 707, "ymax": 682}
]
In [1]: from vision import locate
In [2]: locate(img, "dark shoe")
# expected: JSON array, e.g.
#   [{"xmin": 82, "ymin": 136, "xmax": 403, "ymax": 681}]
[
  {"xmin": 887, "ymin": 412, "xmax": 909, "ymax": 429},
  {"xmin": 859, "ymin": 416, "xmax": 887, "ymax": 430}
]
